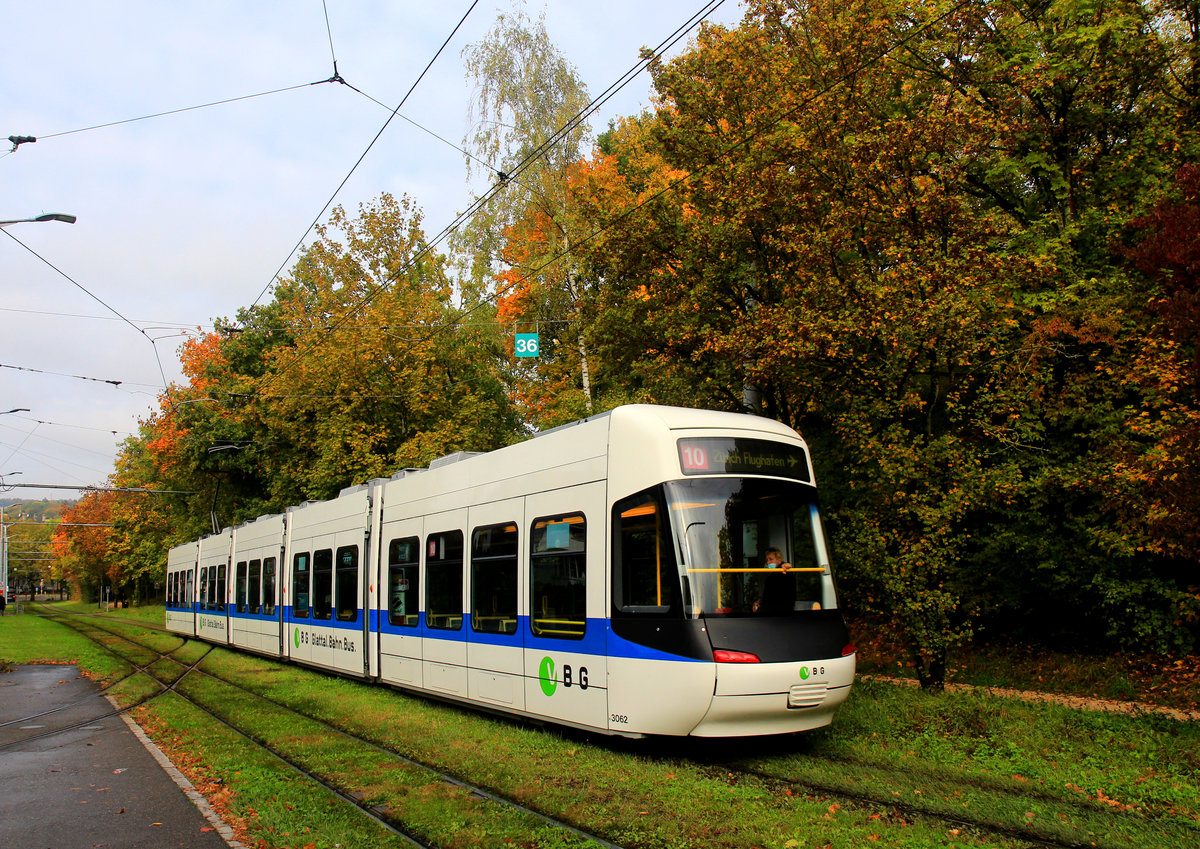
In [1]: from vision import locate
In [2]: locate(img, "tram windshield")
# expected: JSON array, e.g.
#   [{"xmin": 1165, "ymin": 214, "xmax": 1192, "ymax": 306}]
[{"xmin": 613, "ymin": 478, "xmax": 838, "ymax": 619}]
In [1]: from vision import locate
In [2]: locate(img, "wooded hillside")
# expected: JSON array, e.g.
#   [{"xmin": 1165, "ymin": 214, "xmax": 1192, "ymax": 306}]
[{"xmin": 52, "ymin": 0, "xmax": 1199, "ymax": 686}]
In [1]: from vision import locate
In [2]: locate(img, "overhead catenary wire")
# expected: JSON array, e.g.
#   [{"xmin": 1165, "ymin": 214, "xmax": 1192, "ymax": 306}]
[
  {"xmin": 0, "ymin": 413, "xmax": 132, "ymax": 437},
  {"xmin": 1, "ymin": 361, "xmax": 127, "ymax": 388},
  {"xmin": 255, "ymin": 0, "xmax": 731, "ymax": 394},
  {"xmin": 0, "ymin": 229, "xmax": 173, "ymax": 393},
  {"xmin": 7, "ymin": 80, "xmax": 334, "ymax": 146},
  {"xmin": 247, "ymin": 0, "xmax": 483, "ymax": 311},
  {"xmin": 5, "ymin": 3, "xmax": 724, "ymax": 436}
]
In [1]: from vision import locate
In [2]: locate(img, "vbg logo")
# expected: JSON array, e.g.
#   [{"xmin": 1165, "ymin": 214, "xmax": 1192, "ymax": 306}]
[{"xmin": 539, "ymin": 656, "xmax": 557, "ymax": 696}]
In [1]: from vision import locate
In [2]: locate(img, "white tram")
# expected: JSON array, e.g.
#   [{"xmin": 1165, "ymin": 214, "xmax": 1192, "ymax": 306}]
[{"xmin": 165, "ymin": 405, "xmax": 856, "ymax": 737}]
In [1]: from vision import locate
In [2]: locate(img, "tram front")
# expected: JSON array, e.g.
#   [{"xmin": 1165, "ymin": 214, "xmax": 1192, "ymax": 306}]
[{"xmin": 610, "ymin": 434, "xmax": 856, "ymax": 737}]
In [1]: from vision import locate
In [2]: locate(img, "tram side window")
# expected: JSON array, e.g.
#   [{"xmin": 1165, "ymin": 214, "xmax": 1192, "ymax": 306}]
[
  {"xmin": 313, "ymin": 549, "xmax": 333, "ymax": 620},
  {"xmin": 249, "ymin": 559, "xmax": 262, "ymax": 615},
  {"xmin": 387, "ymin": 537, "xmax": 419, "ymax": 627},
  {"xmin": 425, "ymin": 531, "xmax": 464, "ymax": 631},
  {"xmin": 292, "ymin": 552, "xmax": 311, "ymax": 618},
  {"xmin": 471, "ymin": 523, "xmax": 518, "ymax": 635},
  {"xmin": 208, "ymin": 566, "xmax": 219, "ymax": 611},
  {"xmin": 199, "ymin": 569, "xmax": 208, "ymax": 611},
  {"xmin": 531, "ymin": 514, "xmax": 586, "ymax": 640},
  {"xmin": 186, "ymin": 571, "xmax": 194, "ymax": 609},
  {"xmin": 263, "ymin": 557, "xmax": 276, "ymax": 616},
  {"xmin": 216, "ymin": 564, "xmax": 227, "ymax": 613},
  {"xmin": 613, "ymin": 489, "xmax": 678, "ymax": 616},
  {"xmin": 335, "ymin": 546, "xmax": 358, "ymax": 622},
  {"xmin": 236, "ymin": 561, "xmax": 248, "ymax": 613},
  {"xmin": 790, "ymin": 508, "xmax": 826, "ymax": 610}
]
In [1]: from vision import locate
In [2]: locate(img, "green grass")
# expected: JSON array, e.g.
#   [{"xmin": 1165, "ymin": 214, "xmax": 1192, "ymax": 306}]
[
  {"xmin": 136, "ymin": 693, "xmax": 428, "ymax": 849},
  {"xmin": 753, "ymin": 680, "xmax": 1200, "ymax": 848},
  {"xmin": 193, "ymin": 648, "xmax": 1034, "ymax": 848},
  {"xmin": 37, "ymin": 598, "xmax": 166, "ymax": 625},
  {"xmin": 23, "ymin": 609, "xmax": 1200, "ymax": 849},
  {"xmin": 0, "ymin": 606, "xmax": 129, "ymax": 680}
]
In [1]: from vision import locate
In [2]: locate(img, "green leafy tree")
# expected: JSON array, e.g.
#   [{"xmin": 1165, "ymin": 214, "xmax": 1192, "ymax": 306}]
[{"xmin": 104, "ymin": 193, "xmax": 522, "ymax": 577}]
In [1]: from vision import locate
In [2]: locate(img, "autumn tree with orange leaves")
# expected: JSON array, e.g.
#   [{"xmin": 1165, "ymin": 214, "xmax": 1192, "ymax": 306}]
[
  {"xmin": 575, "ymin": 0, "xmax": 1200, "ymax": 685},
  {"xmin": 54, "ymin": 491, "xmax": 118, "ymax": 605}
]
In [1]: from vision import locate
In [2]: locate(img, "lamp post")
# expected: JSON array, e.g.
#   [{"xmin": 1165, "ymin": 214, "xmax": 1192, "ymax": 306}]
[
  {"xmin": 0, "ymin": 213, "xmax": 76, "ymax": 227},
  {"xmin": 0, "ymin": 472, "xmax": 21, "ymax": 605}
]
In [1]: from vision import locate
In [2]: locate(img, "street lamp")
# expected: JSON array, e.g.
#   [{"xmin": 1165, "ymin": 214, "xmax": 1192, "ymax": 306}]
[
  {"xmin": 0, "ymin": 213, "xmax": 76, "ymax": 227},
  {"xmin": 0, "ymin": 480, "xmax": 18, "ymax": 605}
]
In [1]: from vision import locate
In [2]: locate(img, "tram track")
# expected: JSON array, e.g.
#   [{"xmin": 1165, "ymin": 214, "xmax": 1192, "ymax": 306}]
[
  {"xmin": 31, "ymin": 608, "xmax": 625, "ymax": 849},
  {"xmin": 674, "ymin": 734, "xmax": 1200, "ymax": 849},
  {"xmin": 717, "ymin": 762, "xmax": 1107, "ymax": 849},
  {"xmin": 31, "ymin": 608, "xmax": 1199, "ymax": 849},
  {"xmin": 0, "ymin": 619, "xmax": 209, "ymax": 749}
]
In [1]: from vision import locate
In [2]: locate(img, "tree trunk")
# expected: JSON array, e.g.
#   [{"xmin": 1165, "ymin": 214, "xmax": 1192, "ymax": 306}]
[{"xmin": 913, "ymin": 646, "xmax": 947, "ymax": 693}]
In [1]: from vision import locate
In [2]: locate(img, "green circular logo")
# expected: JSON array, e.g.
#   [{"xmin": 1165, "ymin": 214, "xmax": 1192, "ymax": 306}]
[
  {"xmin": 294, "ymin": 627, "xmax": 300, "ymax": 649},
  {"xmin": 799, "ymin": 666, "xmax": 810, "ymax": 680},
  {"xmin": 538, "ymin": 656, "xmax": 557, "ymax": 696}
]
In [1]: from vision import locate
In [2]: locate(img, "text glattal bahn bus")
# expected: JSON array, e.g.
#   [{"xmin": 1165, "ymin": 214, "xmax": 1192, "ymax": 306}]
[{"xmin": 166, "ymin": 405, "xmax": 855, "ymax": 737}]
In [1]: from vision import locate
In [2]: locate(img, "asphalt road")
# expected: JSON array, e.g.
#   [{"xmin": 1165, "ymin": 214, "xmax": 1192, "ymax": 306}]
[{"xmin": 0, "ymin": 664, "xmax": 237, "ymax": 849}]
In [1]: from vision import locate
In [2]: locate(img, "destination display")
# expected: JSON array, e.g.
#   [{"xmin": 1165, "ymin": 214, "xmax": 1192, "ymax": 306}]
[{"xmin": 677, "ymin": 437, "xmax": 811, "ymax": 481}]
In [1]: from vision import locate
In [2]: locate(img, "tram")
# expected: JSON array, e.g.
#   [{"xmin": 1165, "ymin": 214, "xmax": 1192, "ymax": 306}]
[{"xmin": 165, "ymin": 405, "xmax": 855, "ymax": 737}]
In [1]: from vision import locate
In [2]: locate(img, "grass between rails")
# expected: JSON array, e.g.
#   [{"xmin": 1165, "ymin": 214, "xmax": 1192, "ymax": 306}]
[
  {"xmin": 8, "ymin": 606, "xmax": 1200, "ymax": 848},
  {"xmin": 182, "ymin": 646, "xmax": 1200, "ymax": 849},
  {"xmin": 741, "ymin": 679, "xmax": 1200, "ymax": 848},
  {"xmin": 180, "ymin": 648, "xmax": 1029, "ymax": 849}
]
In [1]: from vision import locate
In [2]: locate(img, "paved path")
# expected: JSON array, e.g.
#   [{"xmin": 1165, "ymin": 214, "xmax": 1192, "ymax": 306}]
[
  {"xmin": 0, "ymin": 664, "xmax": 240, "ymax": 849},
  {"xmin": 862, "ymin": 674, "xmax": 1200, "ymax": 721}
]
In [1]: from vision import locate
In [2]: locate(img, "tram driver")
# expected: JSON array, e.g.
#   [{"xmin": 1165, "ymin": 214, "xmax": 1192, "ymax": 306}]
[{"xmin": 751, "ymin": 547, "xmax": 793, "ymax": 614}]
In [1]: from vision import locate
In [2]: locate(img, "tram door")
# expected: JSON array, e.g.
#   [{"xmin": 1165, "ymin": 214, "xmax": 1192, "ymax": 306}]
[
  {"xmin": 522, "ymin": 482, "xmax": 608, "ymax": 731},
  {"xmin": 377, "ymin": 516, "xmax": 425, "ymax": 687},
  {"xmin": 421, "ymin": 508, "xmax": 469, "ymax": 697},
  {"xmin": 465, "ymin": 497, "xmax": 525, "ymax": 712}
]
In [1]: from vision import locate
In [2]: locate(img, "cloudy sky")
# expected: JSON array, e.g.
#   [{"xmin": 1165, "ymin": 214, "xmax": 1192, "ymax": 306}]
[{"xmin": 1, "ymin": 0, "xmax": 744, "ymax": 502}]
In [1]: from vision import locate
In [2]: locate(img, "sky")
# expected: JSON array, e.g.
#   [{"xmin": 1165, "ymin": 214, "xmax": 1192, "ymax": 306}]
[{"xmin": 1, "ymin": 0, "xmax": 745, "ymax": 503}]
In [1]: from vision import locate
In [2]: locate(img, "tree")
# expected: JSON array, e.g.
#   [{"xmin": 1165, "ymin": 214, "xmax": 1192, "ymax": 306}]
[
  {"xmin": 101, "ymin": 194, "xmax": 522, "ymax": 586},
  {"xmin": 578, "ymin": 0, "xmax": 1200, "ymax": 682},
  {"xmin": 459, "ymin": 3, "xmax": 603, "ymax": 425},
  {"xmin": 54, "ymin": 492, "xmax": 117, "ymax": 604},
  {"xmin": 251, "ymin": 194, "xmax": 519, "ymax": 503}
]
